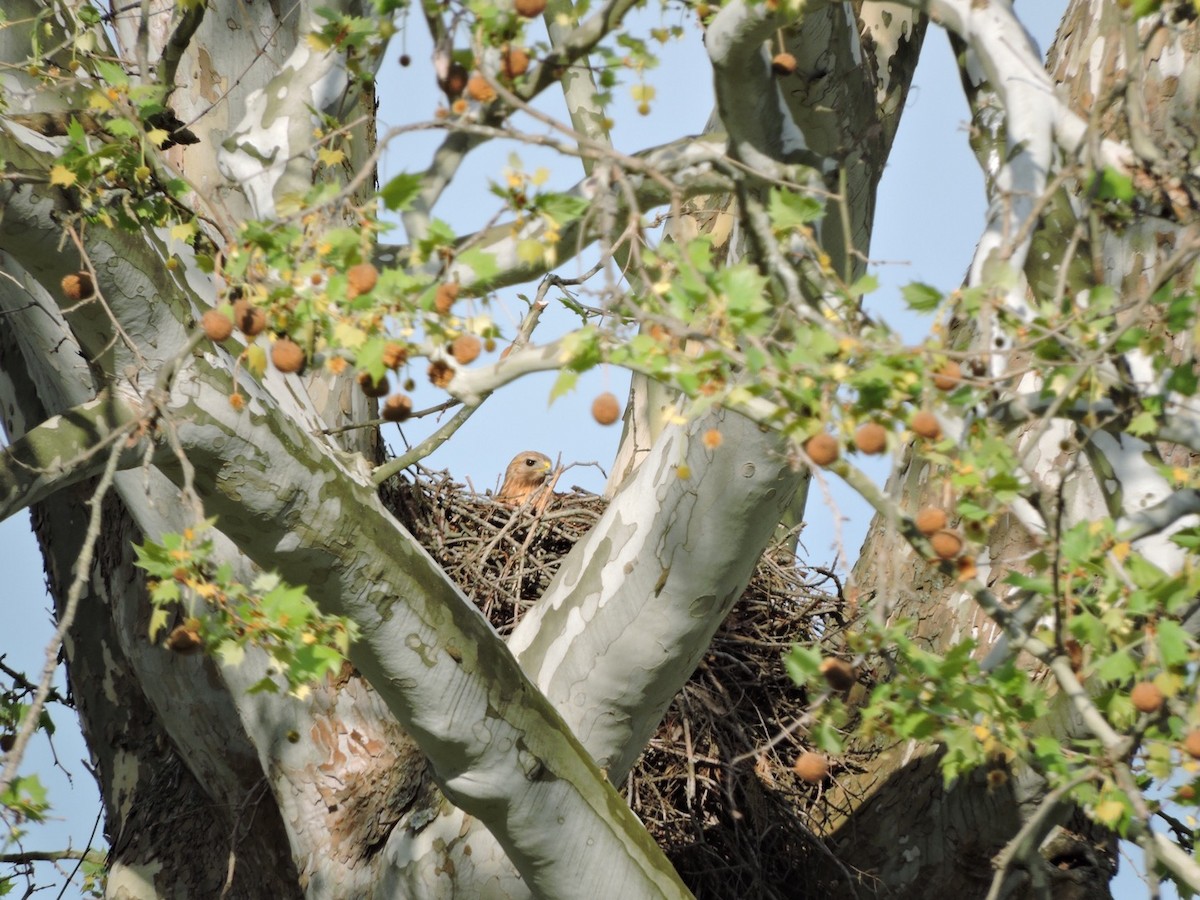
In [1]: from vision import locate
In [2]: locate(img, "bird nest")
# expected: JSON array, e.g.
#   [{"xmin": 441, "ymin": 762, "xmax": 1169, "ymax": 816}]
[{"xmin": 383, "ymin": 465, "xmax": 854, "ymax": 898}]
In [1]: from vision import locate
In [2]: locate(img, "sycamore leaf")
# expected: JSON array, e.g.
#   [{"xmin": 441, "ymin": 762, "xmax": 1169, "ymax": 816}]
[
  {"xmin": 317, "ymin": 147, "xmax": 345, "ymax": 168},
  {"xmin": 171, "ymin": 220, "xmax": 198, "ymax": 243},
  {"xmin": 333, "ymin": 320, "xmax": 367, "ymax": 350},
  {"xmin": 49, "ymin": 165, "xmax": 77, "ymax": 187}
]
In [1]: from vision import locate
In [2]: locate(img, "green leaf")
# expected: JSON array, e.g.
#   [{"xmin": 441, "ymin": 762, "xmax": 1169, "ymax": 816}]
[
  {"xmin": 1090, "ymin": 167, "xmax": 1135, "ymax": 203},
  {"xmin": 1094, "ymin": 649, "xmax": 1138, "ymax": 683},
  {"xmin": 1156, "ymin": 620, "xmax": 1191, "ymax": 668},
  {"xmin": 380, "ymin": 172, "xmax": 422, "ymax": 211},
  {"xmin": 767, "ymin": 188, "xmax": 824, "ymax": 230},
  {"xmin": 901, "ymin": 282, "xmax": 943, "ymax": 312},
  {"xmin": 783, "ymin": 645, "xmax": 822, "ymax": 684},
  {"xmin": 456, "ymin": 248, "xmax": 498, "ymax": 282},
  {"xmin": 549, "ymin": 370, "xmax": 578, "ymax": 402}
]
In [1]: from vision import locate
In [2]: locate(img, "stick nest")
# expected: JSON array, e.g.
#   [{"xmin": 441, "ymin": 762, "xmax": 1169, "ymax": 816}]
[{"xmin": 385, "ymin": 466, "xmax": 852, "ymax": 898}]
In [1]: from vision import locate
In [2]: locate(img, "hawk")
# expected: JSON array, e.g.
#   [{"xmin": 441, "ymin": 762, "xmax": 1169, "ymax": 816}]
[{"xmin": 496, "ymin": 451, "xmax": 552, "ymax": 506}]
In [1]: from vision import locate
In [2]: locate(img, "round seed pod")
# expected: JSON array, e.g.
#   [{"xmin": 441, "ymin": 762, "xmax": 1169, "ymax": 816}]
[
  {"xmin": 933, "ymin": 360, "xmax": 963, "ymax": 391},
  {"xmin": 930, "ymin": 529, "xmax": 964, "ymax": 560},
  {"xmin": 61, "ymin": 271, "xmax": 95, "ymax": 301},
  {"xmin": 771, "ymin": 52, "xmax": 797, "ymax": 75},
  {"xmin": 911, "ymin": 410, "xmax": 942, "ymax": 439},
  {"xmin": 1131, "ymin": 681, "xmax": 1164, "ymax": 714},
  {"xmin": 451, "ymin": 334, "xmax": 482, "ymax": 365},
  {"xmin": 233, "ymin": 299, "xmax": 267, "ymax": 336},
  {"xmin": 854, "ymin": 422, "xmax": 888, "ymax": 454},
  {"xmin": 346, "ymin": 262, "xmax": 379, "ymax": 296},
  {"xmin": 201, "ymin": 309, "xmax": 234, "ymax": 342},
  {"xmin": 915, "ymin": 507, "xmax": 948, "ymax": 536},
  {"xmin": 819, "ymin": 658, "xmax": 856, "ymax": 691},
  {"xmin": 434, "ymin": 281, "xmax": 460, "ymax": 315},
  {"xmin": 804, "ymin": 433, "xmax": 839, "ymax": 467},
  {"xmin": 382, "ymin": 393, "xmax": 413, "ymax": 422},
  {"xmin": 514, "ymin": 0, "xmax": 547, "ymax": 17},
  {"xmin": 793, "ymin": 752, "xmax": 829, "ymax": 784},
  {"xmin": 592, "ymin": 392, "xmax": 621, "ymax": 426},
  {"xmin": 357, "ymin": 371, "xmax": 390, "ymax": 398},
  {"xmin": 271, "ymin": 338, "xmax": 305, "ymax": 373}
]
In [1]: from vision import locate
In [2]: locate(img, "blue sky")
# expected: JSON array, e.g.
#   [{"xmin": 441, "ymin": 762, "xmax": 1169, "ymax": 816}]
[{"xmin": 8, "ymin": 2, "xmax": 1169, "ymax": 896}]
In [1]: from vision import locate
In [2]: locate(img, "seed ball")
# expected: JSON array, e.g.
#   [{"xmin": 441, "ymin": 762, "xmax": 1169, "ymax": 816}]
[
  {"xmin": 201, "ymin": 309, "xmax": 234, "ymax": 342},
  {"xmin": 399, "ymin": 54, "xmax": 412, "ymax": 67},
  {"xmin": 1131, "ymin": 681, "xmax": 1164, "ymax": 714},
  {"xmin": 931, "ymin": 529, "xmax": 964, "ymax": 560},
  {"xmin": 854, "ymin": 422, "xmax": 888, "ymax": 454},
  {"xmin": 0, "ymin": 734, "xmax": 14, "ymax": 752},
  {"xmin": 793, "ymin": 751, "xmax": 829, "ymax": 784},
  {"xmin": 434, "ymin": 281, "xmax": 460, "ymax": 315},
  {"xmin": 933, "ymin": 360, "xmax": 963, "ymax": 391},
  {"xmin": 382, "ymin": 393, "xmax": 413, "ymax": 422},
  {"xmin": 271, "ymin": 338, "xmax": 306, "ymax": 374},
  {"xmin": 915, "ymin": 507, "xmax": 948, "ymax": 535},
  {"xmin": 911, "ymin": 410, "xmax": 942, "ymax": 440},
  {"xmin": 592, "ymin": 392, "xmax": 621, "ymax": 426},
  {"xmin": 1185, "ymin": 731, "xmax": 1200, "ymax": 760},
  {"xmin": 466, "ymin": 73, "xmax": 496, "ymax": 103},
  {"xmin": 451, "ymin": 334, "xmax": 482, "ymax": 365},
  {"xmin": 347, "ymin": 262, "xmax": 379, "ymax": 296},
  {"xmin": 428, "ymin": 359, "xmax": 454, "ymax": 388},
  {"xmin": 771, "ymin": 52, "xmax": 797, "ymax": 76},
  {"xmin": 382, "ymin": 342, "xmax": 408, "ymax": 369},
  {"xmin": 514, "ymin": 0, "xmax": 547, "ymax": 17},
  {"xmin": 804, "ymin": 433, "xmax": 840, "ymax": 467},
  {"xmin": 233, "ymin": 299, "xmax": 267, "ymax": 336},
  {"xmin": 61, "ymin": 271, "xmax": 95, "ymax": 301},
  {"xmin": 166, "ymin": 625, "xmax": 203, "ymax": 654},
  {"xmin": 819, "ymin": 658, "xmax": 856, "ymax": 691},
  {"xmin": 357, "ymin": 371, "xmax": 391, "ymax": 398},
  {"xmin": 502, "ymin": 45, "xmax": 530, "ymax": 79},
  {"xmin": 440, "ymin": 62, "xmax": 469, "ymax": 98}
]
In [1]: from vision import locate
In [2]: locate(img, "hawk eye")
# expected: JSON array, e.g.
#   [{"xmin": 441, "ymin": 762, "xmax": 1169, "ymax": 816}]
[{"xmin": 524, "ymin": 458, "xmax": 536, "ymax": 467}]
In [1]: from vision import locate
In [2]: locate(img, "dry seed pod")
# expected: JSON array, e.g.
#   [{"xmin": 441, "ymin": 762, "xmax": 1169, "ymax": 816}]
[
  {"xmin": 819, "ymin": 658, "xmax": 856, "ymax": 691},
  {"xmin": 1184, "ymin": 730, "xmax": 1200, "ymax": 759},
  {"xmin": 382, "ymin": 342, "xmax": 407, "ymax": 369},
  {"xmin": 61, "ymin": 271, "xmax": 95, "ymax": 301},
  {"xmin": 428, "ymin": 359, "xmax": 454, "ymax": 388},
  {"xmin": 233, "ymin": 299, "xmax": 267, "ymax": 336},
  {"xmin": 592, "ymin": 392, "xmax": 621, "ymax": 426},
  {"xmin": 854, "ymin": 422, "xmax": 888, "ymax": 454},
  {"xmin": 804, "ymin": 433, "xmax": 839, "ymax": 466},
  {"xmin": 434, "ymin": 281, "xmax": 460, "ymax": 315},
  {"xmin": 382, "ymin": 393, "xmax": 413, "ymax": 422},
  {"xmin": 202, "ymin": 309, "xmax": 234, "ymax": 342},
  {"xmin": 1131, "ymin": 681, "xmax": 1164, "ymax": 714},
  {"xmin": 793, "ymin": 752, "xmax": 829, "ymax": 784},
  {"xmin": 932, "ymin": 361, "xmax": 962, "ymax": 391},
  {"xmin": 357, "ymin": 371, "xmax": 390, "ymax": 398},
  {"xmin": 930, "ymin": 529, "xmax": 963, "ymax": 560},
  {"xmin": 466, "ymin": 74, "xmax": 496, "ymax": 103},
  {"xmin": 502, "ymin": 45, "xmax": 530, "ymax": 79},
  {"xmin": 911, "ymin": 410, "xmax": 942, "ymax": 439},
  {"xmin": 915, "ymin": 507, "xmax": 948, "ymax": 536},
  {"xmin": 771, "ymin": 52, "xmax": 797, "ymax": 75},
  {"xmin": 451, "ymin": 334, "xmax": 482, "ymax": 365},
  {"xmin": 271, "ymin": 338, "xmax": 305, "ymax": 374},
  {"xmin": 346, "ymin": 262, "xmax": 379, "ymax": 296}
]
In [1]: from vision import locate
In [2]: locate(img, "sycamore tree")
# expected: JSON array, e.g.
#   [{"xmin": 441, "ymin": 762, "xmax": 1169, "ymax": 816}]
[{"xmin": 2, "ymin": 0, "xmax": 1200, "ymax": 896}]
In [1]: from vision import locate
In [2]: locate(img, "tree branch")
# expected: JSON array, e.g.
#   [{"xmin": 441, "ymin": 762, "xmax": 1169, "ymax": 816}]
[{"xmin": 0, "ymin": 393, "xmax": 141, "ymax": 523}]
